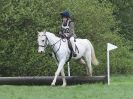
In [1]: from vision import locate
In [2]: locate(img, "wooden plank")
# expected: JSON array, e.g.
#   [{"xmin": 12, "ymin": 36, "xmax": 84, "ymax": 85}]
[{"xmin": 0, "ymin": 76, "xmax": 107, "ymax": 85}]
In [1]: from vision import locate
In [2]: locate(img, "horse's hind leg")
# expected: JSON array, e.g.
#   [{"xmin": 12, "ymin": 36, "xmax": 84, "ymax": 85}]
[
  {"xmin": 85, "ymin": 52, "xmax": 93, "ymax": 76},
  {"xmin": 78, "ymin": 58, "xmax": 89, "ymax": 75}
]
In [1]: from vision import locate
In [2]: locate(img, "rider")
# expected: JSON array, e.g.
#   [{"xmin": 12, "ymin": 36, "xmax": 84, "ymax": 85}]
[{"xmin": 59, "ymin": 10, "xmax": 77, "ymax": 57}]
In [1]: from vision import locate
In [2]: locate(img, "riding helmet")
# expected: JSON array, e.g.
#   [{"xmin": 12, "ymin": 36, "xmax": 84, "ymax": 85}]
[{"xmin": 60, "ymin": 11, "xmax": 70, "ymax": 18}]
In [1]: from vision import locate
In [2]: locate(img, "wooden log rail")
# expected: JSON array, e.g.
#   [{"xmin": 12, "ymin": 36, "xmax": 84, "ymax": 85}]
[{"xmin": 0, "ymin": 76, "xmax": 107, "ymax": 85}]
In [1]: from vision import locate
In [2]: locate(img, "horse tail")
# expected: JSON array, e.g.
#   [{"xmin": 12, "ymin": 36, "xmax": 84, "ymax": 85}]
[{"xmin": 89, "ymin": 42, "xmax": 99, "ymax": 66}]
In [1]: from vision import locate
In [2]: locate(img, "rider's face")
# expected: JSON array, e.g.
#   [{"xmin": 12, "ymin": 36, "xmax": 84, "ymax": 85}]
[{"xmin": 62, "ymin": 17, "xmax": 68, "ymax": 22}]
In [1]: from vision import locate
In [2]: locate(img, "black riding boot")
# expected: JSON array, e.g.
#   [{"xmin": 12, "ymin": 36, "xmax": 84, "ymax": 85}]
[{"xmin": 67, "ymin": 39, "xmax": 77, "ymax": 57}]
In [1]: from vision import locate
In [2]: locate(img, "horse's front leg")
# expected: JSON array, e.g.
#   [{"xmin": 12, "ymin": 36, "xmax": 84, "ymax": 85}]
[
  {"xmin": 51, "ymin": 59, "xmax": 66, "ymax": 86},
  {"xmin": 55, "ymin": 61, "xmax": 66, "ymax": 87},
  {"xmin": 61, "ymin": 68, "xmax": 66, "ymax": 87}
]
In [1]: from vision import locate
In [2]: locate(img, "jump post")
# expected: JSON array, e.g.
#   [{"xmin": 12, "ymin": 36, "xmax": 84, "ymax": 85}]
[{"xmin": 107, "ymin": 43, "xmax": 118, "ymax": 85}]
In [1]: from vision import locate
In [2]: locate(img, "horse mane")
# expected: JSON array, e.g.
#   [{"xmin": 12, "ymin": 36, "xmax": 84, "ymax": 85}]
[{"xmin": 45, "ymin": 31, "xmax": 59, "ymax": 38}]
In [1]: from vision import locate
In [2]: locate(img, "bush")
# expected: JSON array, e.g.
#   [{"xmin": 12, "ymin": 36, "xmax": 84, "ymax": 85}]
[{"xmin": 0, "ymin": 0, "xmax": 133, "ymax": 76}]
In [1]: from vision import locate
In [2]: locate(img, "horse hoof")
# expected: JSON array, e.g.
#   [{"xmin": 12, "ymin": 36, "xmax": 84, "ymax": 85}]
[
  {"xmin": 62, "ymin": 84, "xmax": 66, "ymax": 87},
  {"xmin": 51, "ymin": 83, "xmax": 55, "ymax": 86}
]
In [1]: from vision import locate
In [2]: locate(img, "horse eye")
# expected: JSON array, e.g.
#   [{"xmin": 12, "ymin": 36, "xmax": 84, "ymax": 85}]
[{"xmin": 42, "ymin": 40, "xmax": 44, "ymax": 42}]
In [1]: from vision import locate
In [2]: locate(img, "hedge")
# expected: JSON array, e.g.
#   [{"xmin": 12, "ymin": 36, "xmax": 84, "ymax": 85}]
[{"xmin": 0, "ymin": 0, "xmax": 133, "ymax": 76}]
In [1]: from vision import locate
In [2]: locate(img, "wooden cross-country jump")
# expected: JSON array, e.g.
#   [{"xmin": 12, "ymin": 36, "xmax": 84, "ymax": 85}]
[
  {"xmin": 0, "ymin": 76, "xmax": 106, "ymax": 85},
  {"xmin": 0, "ymin": 43, "xmax": 117, "ymax": 85}
]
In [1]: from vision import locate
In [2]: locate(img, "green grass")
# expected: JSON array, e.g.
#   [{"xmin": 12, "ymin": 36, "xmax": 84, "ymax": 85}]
[{"xmin": 0, "ymin": 75, "xmax": 133, "ymax": 99}]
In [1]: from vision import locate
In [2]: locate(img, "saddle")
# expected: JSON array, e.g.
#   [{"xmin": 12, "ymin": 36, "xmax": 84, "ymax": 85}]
[{"xmin": 60, "ymin": 33, "xmax": 79, "ymax": 60}]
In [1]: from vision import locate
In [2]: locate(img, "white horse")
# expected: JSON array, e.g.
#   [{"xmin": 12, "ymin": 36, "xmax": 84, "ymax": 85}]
[{"xmin": 37, "ymin": 31, "xmax": 99, "ymax": 86}]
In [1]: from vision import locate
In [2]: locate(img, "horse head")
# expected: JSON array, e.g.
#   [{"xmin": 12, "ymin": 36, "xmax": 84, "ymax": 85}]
[{"xmin": 37, "ymin": 31, "xmax": 48, "ymax": 53}]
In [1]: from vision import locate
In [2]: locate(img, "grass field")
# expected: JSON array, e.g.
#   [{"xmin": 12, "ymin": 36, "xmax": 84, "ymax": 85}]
[{"xmin": 0, "ymin": 75, "xmax": 133, "ymax": 99}]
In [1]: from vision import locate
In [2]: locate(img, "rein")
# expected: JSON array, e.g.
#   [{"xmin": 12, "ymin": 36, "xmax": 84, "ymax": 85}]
[{"xmin": 52, "ymin": 39, "xmax": 61, "ymax": 54}]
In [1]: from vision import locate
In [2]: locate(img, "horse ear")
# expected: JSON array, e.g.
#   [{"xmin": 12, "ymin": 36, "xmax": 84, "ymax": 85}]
[{"xmin": 37, "ymin": 31, "xmax": 40, "ymax": 34}]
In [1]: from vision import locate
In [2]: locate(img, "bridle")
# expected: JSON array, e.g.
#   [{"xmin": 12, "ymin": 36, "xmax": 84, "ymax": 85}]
[
  {"xmin": 39, "ymin": 35, "xmax": 48, "ymax": 49},
  {"xmin": 39, "ymin": 34, "xmax": 62, "ymax": 54}
]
